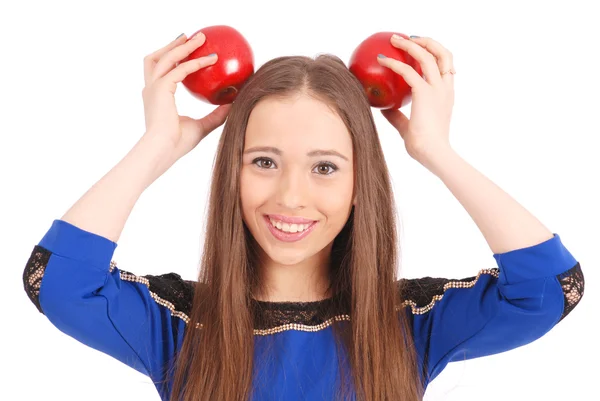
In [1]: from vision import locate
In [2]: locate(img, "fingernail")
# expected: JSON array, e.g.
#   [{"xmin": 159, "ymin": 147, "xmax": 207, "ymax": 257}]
[
  {"xmin": 378, "ymin": 54, "xmax": 386, "ymax": 59},
  {"xmin": 392, "ymin": 34, "xmax": 403, "ymax": 40},
  {"xmin": 410, "ymin": 35, "xmax": 420, "ymax": 39},
  {"xmin": 176, "ymin": 33, "xmax": 185, "ymax": 40},
  {"xmin": 207, "ymin": 53, "xmax": 217, "ymax": 57}
]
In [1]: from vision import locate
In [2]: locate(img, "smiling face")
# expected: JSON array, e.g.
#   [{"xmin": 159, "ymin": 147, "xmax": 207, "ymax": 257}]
[{"xmin": 240, "ymin": 92, "xmax": 355, "ymax": 268}]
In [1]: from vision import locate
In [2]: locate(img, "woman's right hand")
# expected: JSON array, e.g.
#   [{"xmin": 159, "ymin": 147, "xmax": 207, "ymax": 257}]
[{"xmin": 141, "ymin": 32, "xmax": 231, "ymax": 161}]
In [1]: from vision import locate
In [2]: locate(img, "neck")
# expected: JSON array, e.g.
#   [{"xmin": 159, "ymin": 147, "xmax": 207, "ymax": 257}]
[{"xmin": 254, "ymin": 243, "xmax": 333, "ymax": 303}]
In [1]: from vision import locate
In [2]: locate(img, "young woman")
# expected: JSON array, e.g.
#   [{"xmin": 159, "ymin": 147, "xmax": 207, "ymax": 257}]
[{"xmin": 22, "ymin": 32, "xmax": 584, "ymax": 401}]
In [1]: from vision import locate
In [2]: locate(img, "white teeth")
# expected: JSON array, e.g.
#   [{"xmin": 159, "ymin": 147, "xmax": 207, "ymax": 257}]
[{"xmin": 269, "ymin": 218, "xmax": 311, "ymax": 233}]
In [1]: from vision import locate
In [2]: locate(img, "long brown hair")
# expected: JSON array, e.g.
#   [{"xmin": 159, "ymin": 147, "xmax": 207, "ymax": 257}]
[{"xmin": 167, "ymin": 54, "xmax": 424, "ymax": 401}]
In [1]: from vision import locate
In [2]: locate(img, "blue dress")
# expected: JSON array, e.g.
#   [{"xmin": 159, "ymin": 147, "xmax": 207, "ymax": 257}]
[{"xmin": 22, "ymin": 219, "xmax": 584, "ymax": 400}]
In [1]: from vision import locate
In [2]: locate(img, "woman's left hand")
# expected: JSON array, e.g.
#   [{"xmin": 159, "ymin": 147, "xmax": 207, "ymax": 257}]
[{"xmin": 377, "ymin": 35, "xmax": 456, "ymax": 165}]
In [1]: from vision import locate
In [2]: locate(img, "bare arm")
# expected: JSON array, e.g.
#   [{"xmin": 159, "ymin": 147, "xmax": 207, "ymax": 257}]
[
  {"xmin": 425, "ymin": 148, "xmax": 554, "ymax": 254},
  {"xmin": 377, "ymin": 35, "xmax": 554, "ymax": 254},
  {"xmin": 60, "ymin": 135, "xmax": 172, "ymax": 243},
  {"xmin": 60, "ymin": 32, "xmax": 229, "ymax": 244}
]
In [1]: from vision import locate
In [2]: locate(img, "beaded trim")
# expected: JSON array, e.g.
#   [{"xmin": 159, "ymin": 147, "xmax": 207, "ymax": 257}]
[
  {"xmin": 119, "ymin": 271, "xmax": 192, "ymax": 324},
  {"xmin": 253, "ymin": 314, "xmax": 351, "ymax": 336},
  {"xmin": 110, "ymin": 260, "xmax": 499, "ymax": 335},
  {"xmin": 399, "ymin": 268, "xmax": 500, "ymax": 315},
  {"xmin": 113, "ymin": 260, "xmax": 194, "ymax": 324}
]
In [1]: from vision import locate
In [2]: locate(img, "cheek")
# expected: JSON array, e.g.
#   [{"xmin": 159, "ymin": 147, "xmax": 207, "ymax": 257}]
[
  {"xmin": 240, "ymin": 168, "xmax": 257, "ymax": 216},
  {"xmin": 319, "ymin": 179, "xmax": 354, "ymax": 224},
  {"xmin": 240, "ymin": 167, "xmax": 271, "ymax": 218}
]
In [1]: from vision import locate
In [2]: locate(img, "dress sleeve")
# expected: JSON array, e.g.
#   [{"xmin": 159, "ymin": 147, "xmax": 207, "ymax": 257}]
[
  {"xmin": 22, "ymin": 219, "xmax": 195, "ymax": 397},
  {"xmin": 403, "ymin": 233, "xmax": 584, "ymax": 387}
]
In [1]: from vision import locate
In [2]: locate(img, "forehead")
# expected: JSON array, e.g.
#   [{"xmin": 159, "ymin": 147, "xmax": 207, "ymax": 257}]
[{"xmin": 244, "ymin": 94, "xmax": 353, "ymax": 156}]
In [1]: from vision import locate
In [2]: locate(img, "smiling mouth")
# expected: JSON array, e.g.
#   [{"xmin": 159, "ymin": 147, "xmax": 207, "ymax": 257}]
[
  {"xmin": 267, "ymin": 217, "xmax": 314, "ymax": 233},
  {"xmin": 263, "ymin": 215, "xmax": 318, "ymax": 243}
]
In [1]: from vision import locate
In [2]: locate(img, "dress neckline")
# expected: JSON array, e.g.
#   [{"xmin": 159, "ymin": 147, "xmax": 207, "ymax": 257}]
[{"xmin": 251, "ymin": 295, "xmax": 336, "ymax": 311}]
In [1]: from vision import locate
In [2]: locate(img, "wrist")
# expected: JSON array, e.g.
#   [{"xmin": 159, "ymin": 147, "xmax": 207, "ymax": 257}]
[
  {"xmin": 413, "ymin": 144, "xmax": 458, "ymax": 174},
  {"xmin": 129, "ymin": 134, "xmax": 176, "ymax": 189},
  {"xmin": 139, "ymin": 132, "xmax": 177, "ymax": 154}
]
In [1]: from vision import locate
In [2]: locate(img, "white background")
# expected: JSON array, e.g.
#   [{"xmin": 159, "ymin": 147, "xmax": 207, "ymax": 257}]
[{"xmin": 2, "ymin": 0, "xmax": 598, "ymax": 400}]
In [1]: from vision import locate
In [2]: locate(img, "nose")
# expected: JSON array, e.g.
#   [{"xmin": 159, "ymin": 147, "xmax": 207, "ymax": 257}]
[{"xmin": 275, "ymin": 167, "xmax": 307, "ymax": 210}]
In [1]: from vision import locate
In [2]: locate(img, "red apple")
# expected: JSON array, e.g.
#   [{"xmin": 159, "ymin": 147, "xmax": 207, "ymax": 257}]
[
  {"xmin": 349, "ymin": 32, "xmax": 422, "ymax": 109},
  {"xmin": 181, "ymin": 25, "xmax": 254, "ymax": 105}
]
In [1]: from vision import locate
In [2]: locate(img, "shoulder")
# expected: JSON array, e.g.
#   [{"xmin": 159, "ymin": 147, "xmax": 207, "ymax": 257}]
[
  {"xmin": 395, "ymin": 268, "xmax": 499, "ymax": 315},
  {"xmin": 117, "ymin": 268, "xmax": 199, "ymax": 324}
]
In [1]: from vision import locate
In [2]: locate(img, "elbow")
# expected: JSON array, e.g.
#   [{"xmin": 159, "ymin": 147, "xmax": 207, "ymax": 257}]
[
  {"xmin": 23, "ymin": 245, "xmax": 52, "ymax": 314},
  {"xmin": 554, "ymin": 262, "xmax": 584, "ymax": 324},
  {"xmin": 23, "ymin": 245, "xmax": 110, "ymax": 316},
  {"xmin": 496, "ymin": 261, "xmax": 584, "ymax": 332}
]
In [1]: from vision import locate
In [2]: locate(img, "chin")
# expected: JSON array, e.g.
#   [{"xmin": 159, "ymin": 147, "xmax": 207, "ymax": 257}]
[{"xmin": 264, "ymin": 246, "xmax": 313, "ymax": 266}]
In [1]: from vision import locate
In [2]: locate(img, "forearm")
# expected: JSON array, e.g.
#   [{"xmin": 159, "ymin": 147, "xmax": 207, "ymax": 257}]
[
  {"xmin": 61, "ymin": 135, "xmax": 172, "ymax": 243},
  {"xmin": 423, "ymin": 148, "xmax": 554, "ymax": 254}
]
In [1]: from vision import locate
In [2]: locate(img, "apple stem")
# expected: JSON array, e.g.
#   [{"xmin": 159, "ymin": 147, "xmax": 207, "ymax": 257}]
[
  {"xmin": 216, "ymin": 86, "xmax": 239, "ymax": 104},
  {"xmin": 221, "ymin": 86, "xmax": 237, "ymax": 96}
]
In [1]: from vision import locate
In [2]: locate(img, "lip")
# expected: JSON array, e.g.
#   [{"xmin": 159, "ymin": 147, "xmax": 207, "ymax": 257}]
[
  {"xmin": 263, "ymin": 215, "xmax": 318, "ymax": 243},
  {"xmin": 265, "ymin": 214, "xmax": 317, "ymax": 224}
]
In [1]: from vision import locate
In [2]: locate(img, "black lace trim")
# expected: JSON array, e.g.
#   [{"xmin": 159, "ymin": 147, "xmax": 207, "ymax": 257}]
[
  {"xmin": 556, "ymin": 262, "xmax": 584, "ymax": 323},
  {"xmin": 23, "ymin": 245, "xmax": 584, "ymax": 330},
  {"xmin": 22, "ymin": 245, "xmax": 51, "ymax": 314},
  {"xmin": 125, "ymin": 270, "xmax": 195, "ymax": 318},
  {"xmin": 397, "ymin": 274, "xmax": 484, "ymax": 308},
  {"xmin": 251, "ymin": 296, "xmax": 349, "ymax": 330}
]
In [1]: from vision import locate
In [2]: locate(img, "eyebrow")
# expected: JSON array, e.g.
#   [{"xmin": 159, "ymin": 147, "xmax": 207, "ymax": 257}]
[{"xmin": 243, "ymin": 146, "xmax": 349, "ymax": 162}]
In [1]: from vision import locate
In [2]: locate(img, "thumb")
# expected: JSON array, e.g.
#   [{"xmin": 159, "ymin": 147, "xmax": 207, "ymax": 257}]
[
  {"xmin": 381, "ymin": 108, "xmax": 409, "ymax": 139},
  {"xmin": 197, "ymin": 103, "xmax": 232, "ymax": 137}
]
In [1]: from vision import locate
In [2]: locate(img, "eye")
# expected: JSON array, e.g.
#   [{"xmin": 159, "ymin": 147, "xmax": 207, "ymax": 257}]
[
  {"xmin": 251, "ymin": 157, "xmax": 338, "ymax": 176},
  {"xmin": 252, "ymin": 157, "xmax": 276, "ymax": 169},
  {"xmin": 313, "ymin": 162, "xmax": 338, "ymax": 176}
]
